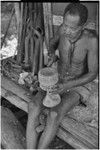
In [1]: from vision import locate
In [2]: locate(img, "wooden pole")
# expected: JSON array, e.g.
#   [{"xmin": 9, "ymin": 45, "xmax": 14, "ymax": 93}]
[
  {"xmin": 43, "ymin": 3, "xmax": 53, "ymax": 51},
  {"xmin": 47, "ymin": 3, "xmax": 53, "ymax": 38},
  {"xmin": 43, "ymin": 3, "xmax": 49, "ymax": 50},
  {"xmin": 39, "ymin": 35, "xmax": 44, "ymax": 70}
]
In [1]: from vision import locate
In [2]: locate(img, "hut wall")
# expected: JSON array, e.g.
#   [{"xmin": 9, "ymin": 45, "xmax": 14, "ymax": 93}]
[{"xmin": 52, "ymin": 2, "xmax": 98, "ymax": 33}]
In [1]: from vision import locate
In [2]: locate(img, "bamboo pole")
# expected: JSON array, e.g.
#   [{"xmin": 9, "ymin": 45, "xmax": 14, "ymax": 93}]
[
  {"xmin": 17, "ymin": 3, "xmax": 28, "ymax": 64},
  {"xmin": 32, "ymin": 36, "xmax": 40, "ymax": 75},
  {"xmin": 43, "ymin": 3, "xmax": 53, "ymax": 50},
  {"xmin": 47, "ymin": 3, "xmax": 53, "ymax": 38},
  {"xmin": 16, "ymin": 3, "xmax": 23, "ymax": 64},
  {"xmin": 29, "ymin": 3, "xmax": 35, "ymax": 68},
  {"xmin": 30, "ymin": 36, "xmax": 34, "ymax": 68},
  {"xmin": 39, "ymin": 35, "xmax": 44, "ymax": 70},
  {"xmin": 31, "ymin": 3, "xmax": 44, "ymax": 75},
  {"xmin": 14, "ymin": 3, "xmax": 21, "ymax": 31},
  {"xmin": 43, "ymin": 3, "xmax": 49, "ymax": 50},
  {"xmin": 24, "ymin": 34, "xmax": 30, "ymax": 66}
]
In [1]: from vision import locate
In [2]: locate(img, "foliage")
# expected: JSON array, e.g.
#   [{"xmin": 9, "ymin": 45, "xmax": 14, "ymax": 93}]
[
  {"xmin": 1, "ymin": 2, "xmax": 14, "ymax": 13},
  {"xmin": 1, "ymin": 2, "xmax": 17, "ymax": 39}
]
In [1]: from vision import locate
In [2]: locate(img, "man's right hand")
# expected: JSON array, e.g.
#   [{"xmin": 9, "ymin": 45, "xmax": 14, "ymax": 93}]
[{"xmin": 47, "ymin": 55, "xmax": 58, "ymax": 67}]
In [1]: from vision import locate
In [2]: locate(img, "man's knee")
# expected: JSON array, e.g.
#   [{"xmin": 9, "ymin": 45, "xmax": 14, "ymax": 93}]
[
  {"xmin": 28, "ymin": 101, "xmax": 40, "ymax": 116},
  {"xmin": 56, "ymin": 91, "xmax": 80, "ymax": 121},
  {"xmin": 62, "ymin": 91, "xmax": 80, "ymax": 104},
  {"xmin": 46, "ymin": 111, "xmax": 58, "ymax": 126}
]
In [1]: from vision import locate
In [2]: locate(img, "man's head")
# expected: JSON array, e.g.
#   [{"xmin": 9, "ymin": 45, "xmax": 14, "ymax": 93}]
[{"xmin": 63, "ymin": 3, "xmax": 88, "ymax": 41}]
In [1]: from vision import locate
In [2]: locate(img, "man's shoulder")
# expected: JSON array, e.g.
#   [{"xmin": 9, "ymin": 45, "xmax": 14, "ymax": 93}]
[
  {"xmin": 81, "ymin": 29, "xmax": 98, "ymax": 52},
  {"xmin": 81, "ymin": 29, "xmax": 98, "ymax": 40}
]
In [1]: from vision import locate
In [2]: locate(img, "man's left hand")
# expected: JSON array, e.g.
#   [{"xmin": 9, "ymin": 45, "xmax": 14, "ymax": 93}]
[{"xmin": 50, "ymin": 83, "xmax": 67, "ymax": 95}]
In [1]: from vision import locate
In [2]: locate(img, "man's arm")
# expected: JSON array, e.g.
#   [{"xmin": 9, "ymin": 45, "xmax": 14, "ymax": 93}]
[
  {"xmin": 48, "ymin": 26, "xmax": 60, "ymax": 56},
  {"xmin": 65, "ymin": 37, "xmax": 98, "ymax": 90},
  {"xmin": 47, "ymin": 26, "xmax": 61, "ymax": 66}
]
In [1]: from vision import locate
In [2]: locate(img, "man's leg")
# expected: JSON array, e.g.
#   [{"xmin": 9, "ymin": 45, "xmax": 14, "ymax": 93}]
[
  {"xmin": 26, "ymin": 101, "xmax": 40, "ymax": 149},
  {"xmin": 37, "ymin": 90, "xmax": 80, "ymax": 149},
  {"xmin": 26, "ymin": 90, "xmax": 46, "ymax": 149}
]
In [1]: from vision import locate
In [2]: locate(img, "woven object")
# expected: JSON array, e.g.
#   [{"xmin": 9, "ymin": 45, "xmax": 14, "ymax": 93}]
[
  {"xmin": 38, "ymin": 67, "xmax": 58, "ymax": 91},
  {"xmin": 43, "ymin": 92, "xmax": 61, "ymax": 107},
  {"xmin": 38, "ymin": 67, "xmax": 61, "ymax": 107}
]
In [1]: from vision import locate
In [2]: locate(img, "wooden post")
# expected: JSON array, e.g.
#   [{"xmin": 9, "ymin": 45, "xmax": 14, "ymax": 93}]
[
  {"xmin": 47, "ymin": 3, "xmax": 53, "ymax": 38},
  {"xmin": 43, "ymin": 3, "xmax": 53, "ymax": 51},
  {"xmin": 43, "ymin": 3, "xmax": 49, "ymax": 50}
]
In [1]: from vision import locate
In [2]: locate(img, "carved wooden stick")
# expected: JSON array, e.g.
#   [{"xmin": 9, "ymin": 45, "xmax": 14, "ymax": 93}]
[
  {"xmin": 24, "ymin": 34, "xmax": 30, "ymax": 66},
  {"xmin": 32, "ymin": 36, "xmax": 40, "ymax": 75},
  {"xmin": 39, "ymin": 35, "xmax": 44, "ymax": 71}
]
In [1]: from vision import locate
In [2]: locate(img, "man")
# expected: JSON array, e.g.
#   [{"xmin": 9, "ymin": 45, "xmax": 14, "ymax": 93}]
[{"xmin": 26, "ymin": 3, "xmax": 98, "ymax": 149}]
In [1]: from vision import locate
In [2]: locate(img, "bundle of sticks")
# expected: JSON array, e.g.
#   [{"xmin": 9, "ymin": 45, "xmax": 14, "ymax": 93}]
[{"xmin": 15, "ymin": 3, "xmax": 44, "ymax": 76}]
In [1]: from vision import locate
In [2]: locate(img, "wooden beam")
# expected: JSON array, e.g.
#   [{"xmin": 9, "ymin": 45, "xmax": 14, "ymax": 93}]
[
  {"xmin": 1, "ymin": 88, "xmax": 28, "ymax": 113},
  {"xmin": 58, "ymin": 128, "xmax": 89, "ymax": 149},
  {"xmin": 61, "ymin": 117, "xmax": 98, "ymax": 149},
  {"xmin": 1, "ymin": 76, "xmax": 31, "ymax": 103}
]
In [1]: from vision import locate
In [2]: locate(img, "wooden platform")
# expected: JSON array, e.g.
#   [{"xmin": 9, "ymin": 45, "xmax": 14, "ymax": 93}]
[{"xmin": 1, "ymin": 76, "xmax": 98, "ymax": 149}]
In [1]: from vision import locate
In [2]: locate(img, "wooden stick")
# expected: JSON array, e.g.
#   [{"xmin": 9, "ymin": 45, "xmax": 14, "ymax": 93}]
[
  {"xmin": 43, "ymin": 3, "xmax": 49, "ymax": 50},
  {"xmin": 14, "ymin": 3, "xmax": 21, "ymax": 31},
  {"xmin": 16, "ymin": 3, "xmax": 23, "ymax": 64},
  {"xmin": 47, "ymin": 3, "xmax": 53, "ymax": 38},
  {"xmin": 24, "ymin": 34, "xmax": 30, "ymax": 66},
  {"xmin": 29, "ymin": 3, "xmax": 35, "ymax": 69},
  {"xmin": 30, "ymin": 36, "xmax": 34, "ymax": 69},
  {"xmin": 17, "ymin": 3, "xmax": 28, "ymax": 64},
  {"xmin": 39, "ymin": 36, "xmax": 44, "ymax": 71},
  {"xmin": 32, "ymin": 36, "xmax": 40, "ymax": 75}
]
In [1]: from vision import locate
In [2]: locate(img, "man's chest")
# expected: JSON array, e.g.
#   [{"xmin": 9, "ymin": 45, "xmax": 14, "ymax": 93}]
[
  {"xmin": 58, "ymin": 36, "xmax": 88, "ymax": 63},
  {"xmin": 72, "ymin": 39, "xmax": 88, "ymax": 63}
]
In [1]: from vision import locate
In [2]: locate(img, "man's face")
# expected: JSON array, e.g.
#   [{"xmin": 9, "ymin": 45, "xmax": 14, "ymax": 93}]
[{"xmin": 63, "ymin": 13, "xmax": 82, "ymax": 41}]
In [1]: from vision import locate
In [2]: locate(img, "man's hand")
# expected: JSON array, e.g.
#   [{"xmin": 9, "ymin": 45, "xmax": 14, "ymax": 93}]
[
  {"xmin": 49, "ymin": 83, "xmax": 67, "ymax": 95},
  {"xmin": 47, "ymin": 55, "xmax": 58, "ymax": 67}
]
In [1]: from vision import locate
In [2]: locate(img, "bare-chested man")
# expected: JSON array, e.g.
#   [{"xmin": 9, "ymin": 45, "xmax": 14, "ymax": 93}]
[{"xmin": 26, "ymin": 3, "xmax": 98, "ymax": 149}]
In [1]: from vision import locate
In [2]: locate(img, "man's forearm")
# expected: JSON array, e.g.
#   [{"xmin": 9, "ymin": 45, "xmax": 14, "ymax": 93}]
[
  {"xmin": 65, "ymin": 72, "xmax": 97, "ymax": 90},
  {"xmin": 48, "ymin": 26, "xmax": 60, "ymax": 56},
  {"xmin": 48, "ymin": 38, "xmax": 58, "ymax": 56}
]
